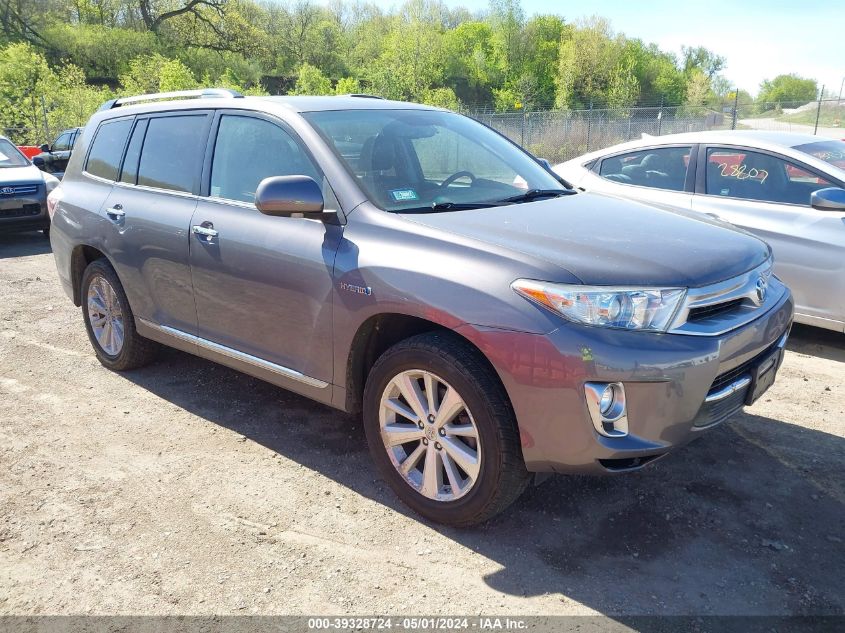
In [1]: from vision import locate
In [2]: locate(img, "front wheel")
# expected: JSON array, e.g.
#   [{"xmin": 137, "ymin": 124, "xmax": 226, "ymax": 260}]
[{"xmin": 363, "ymin": 332, "xmax": 529, "ymax": 526}]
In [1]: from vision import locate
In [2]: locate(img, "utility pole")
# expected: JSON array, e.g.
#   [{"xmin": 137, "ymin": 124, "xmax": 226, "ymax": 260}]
[
  {"xmin": 657, "ymin": 96, "xmax": 664, "ymax": 136},
  {"xmin": 731, "ymin": 89, "xmax": 739, "ymax": 130},
  {"xmin": 814, "ymin": 85, "xmax": 825, "ymax": 135}
]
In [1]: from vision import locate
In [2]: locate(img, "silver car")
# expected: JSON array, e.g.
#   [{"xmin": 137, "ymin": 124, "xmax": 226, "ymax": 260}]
[{"xmin": 554, "ymin": 131, "xmax": 845, "ymax": 333}]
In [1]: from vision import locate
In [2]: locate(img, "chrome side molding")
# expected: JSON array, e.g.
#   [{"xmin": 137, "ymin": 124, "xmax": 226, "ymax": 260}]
[{"xmin": 138, "ymin": 319, "xmax": 329, "ymax": 389}]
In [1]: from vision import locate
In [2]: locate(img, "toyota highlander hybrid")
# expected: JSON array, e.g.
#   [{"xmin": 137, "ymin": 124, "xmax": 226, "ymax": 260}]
[{"xmin": 48, "ymin": 89, "xmax": 793, "ymax": 525}]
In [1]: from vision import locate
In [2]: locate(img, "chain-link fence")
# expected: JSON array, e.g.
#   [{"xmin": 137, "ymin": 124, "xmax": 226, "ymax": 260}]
[{"xmin": 465, "ymin": 99, "xmax": 845, "ymax": 164}]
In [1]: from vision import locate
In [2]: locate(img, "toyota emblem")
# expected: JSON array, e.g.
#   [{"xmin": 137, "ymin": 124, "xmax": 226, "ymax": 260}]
[{"xmin": 755, "ymin": 276, "xmax": 768, "ymax": 303}]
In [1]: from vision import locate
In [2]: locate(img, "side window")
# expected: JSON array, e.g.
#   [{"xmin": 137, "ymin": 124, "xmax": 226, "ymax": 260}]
[
  {"xmin": 137, "ymin": 115, "xmax": 207, "ymax": 193},
  {"xmin": 599, "ymin": 146, "xmax": 691, "ymax": 191},
  {"xmin": 85, "ymin": 119, "xmax": 133, "ymax": 181},
  {"xmin": 52, "ymin": 133, "xmax": 72, "ymax": 152},
  {"xmin": 210, "ymin": 115, "xmax": 321, "ymax": 204},
  {"xmin": 119, "ymin": 119, "xmax": 148, "ymax": 185},
  {"xmin": 705, "ymin": 148, "xmax": 833, "ymax": 205}
]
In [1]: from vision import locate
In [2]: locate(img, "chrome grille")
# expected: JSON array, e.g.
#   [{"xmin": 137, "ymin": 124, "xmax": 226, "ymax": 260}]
[
  {"xmin": 0, "ymin": 184, "xmax": 39, "ymax": 196},
  {"xmin": 669, "ymin": 258, "xmax": 784, "ymax": 336},
  {"xmin": 687, "ymin": 298, "xmax": 745, "ymax": 322},
  {"xmin": 693, "ymin": 386, "xmax": 747, "ymax": 428}
]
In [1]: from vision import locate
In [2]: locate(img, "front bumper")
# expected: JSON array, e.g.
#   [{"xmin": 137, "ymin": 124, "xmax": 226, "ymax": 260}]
[
  {"xmin": 0, "ymin": 192, "xmax": 48, "ymax": 232},
  {"xmin": 457, "ymin": 287, "xmax": 794, "ymax": 474}
]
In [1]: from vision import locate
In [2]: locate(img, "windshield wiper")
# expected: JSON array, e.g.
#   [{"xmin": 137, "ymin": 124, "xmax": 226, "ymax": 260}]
[
  {"xmin": 499, "ymin": 189, "xmax": 576, "ymax": 204},
  {"xmin": 400, "ymin": 201, "xmax": 500, "ymax": 213}
]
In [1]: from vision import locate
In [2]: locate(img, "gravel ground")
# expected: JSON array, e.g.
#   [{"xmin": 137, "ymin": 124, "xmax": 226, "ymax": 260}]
[{"xmin": 1, "ymin": 231, "xmax": 843, "ymax": 617}]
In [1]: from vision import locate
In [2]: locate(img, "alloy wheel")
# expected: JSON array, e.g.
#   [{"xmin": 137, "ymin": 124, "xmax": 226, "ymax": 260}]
[{"xmin": 378, "ymin": 370, "xmax": 481, "ymax": 501}]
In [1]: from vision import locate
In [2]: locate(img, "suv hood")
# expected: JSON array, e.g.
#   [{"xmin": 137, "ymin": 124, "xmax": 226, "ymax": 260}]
[
  {"xmin": 0, "ymin": 164, "xmax": 45, "ymax": 185},
  {"xmin": 402, "ymin": 192, "xmax": 771, "ymax": 288}
]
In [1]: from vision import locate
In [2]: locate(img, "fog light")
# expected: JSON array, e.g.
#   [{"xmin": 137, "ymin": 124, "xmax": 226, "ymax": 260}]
[
  {"xmin": 584, "ymin": 382, "xmax": 628, "ymax": 438},
  {"xmin": 599, "ymin": 385, "xmax": 615, "ymax": 415}
]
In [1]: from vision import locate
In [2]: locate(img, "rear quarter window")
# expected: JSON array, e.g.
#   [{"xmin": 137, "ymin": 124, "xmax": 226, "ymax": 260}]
[
  {"xmin": 85, "ymin": 119, "xmax": 133, "ymax": 181},
  {"xmin": 136, "ymin": 115, "xmax": 207, "ymax": 193}
]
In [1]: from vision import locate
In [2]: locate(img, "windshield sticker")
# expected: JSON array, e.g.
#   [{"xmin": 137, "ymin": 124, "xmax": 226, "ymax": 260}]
[
  {"xmin": 0, "ymin": 151, "xmax": 8, "ymax": 161},
  {"xmin": 390, "ymin": 189, "xmax": 419, "ymax": 202}
]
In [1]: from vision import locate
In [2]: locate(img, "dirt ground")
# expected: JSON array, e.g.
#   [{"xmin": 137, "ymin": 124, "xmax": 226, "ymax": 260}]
[{"xmin": 1, "ymin": 231, "xmax": 843, "ymax": 618}]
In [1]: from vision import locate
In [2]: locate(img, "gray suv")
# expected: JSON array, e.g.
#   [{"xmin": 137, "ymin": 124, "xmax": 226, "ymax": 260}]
[{"xmin": 50, "ymin": 89, "xmax": 793, "ymax": 525}]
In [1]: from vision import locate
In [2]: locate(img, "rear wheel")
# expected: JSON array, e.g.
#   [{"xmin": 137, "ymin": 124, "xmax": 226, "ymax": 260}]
[
  {"xmin": 81, "ymin": 259, "xmax": 157, "ymax": 371},
  {"xmin": 363, "ymin": 332, "xmax": 529, "ymax": 526}
]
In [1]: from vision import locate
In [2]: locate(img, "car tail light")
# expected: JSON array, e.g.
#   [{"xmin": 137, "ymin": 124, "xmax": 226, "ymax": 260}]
[{"xmin": 47, "ymin": 186, "xmax": 63, "ymax": 220}]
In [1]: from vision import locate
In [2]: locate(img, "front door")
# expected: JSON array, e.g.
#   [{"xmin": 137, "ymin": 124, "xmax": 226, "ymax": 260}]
[
  {"xmin": 189, "ymin": 112, "xmax": 342, "ymax": 385},
  {"xmin": 692, "ymin": 145, "xmax": 845, "ymax": 326}
]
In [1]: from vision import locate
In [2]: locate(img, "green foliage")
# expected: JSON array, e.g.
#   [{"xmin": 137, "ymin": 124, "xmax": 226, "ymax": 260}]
[
  {"xmin": 47, "ymin": 64, "xmax": 114, "ymax": 134},
  {"xmin": 0, "ymin": 43, "xmax": 113, "ymax": 144},
  {"xmin": 42, "ymin": 24, "xmax": 160, "ymax": 79},
  {"xmin": 1, "ymin": 0, "xmax": 748, "ymax": 125},
  {"xmin": 292, "ymin": 63, "xmax": 332, "ymax": 95},
  {"xmin": 119, "ymin": 54, "xmax": 198, "ymax": 94},
  {"xmin": 0, "ymin": 43, "xmax": 55, "ymax": 144},
  {"xmin": 335, "ymin": 77, "xmax": 361, "ymax": 95},
  {"xmin": 421, "ymin": 87, "xmax": 460, "ymax": 110},
  {"xmin": 681, "ymin": 46, "xmax": 725, "ymax": 79},
  {"xmin": 758, "ymin": 74, "xmax": 818, "ymax": 107}
]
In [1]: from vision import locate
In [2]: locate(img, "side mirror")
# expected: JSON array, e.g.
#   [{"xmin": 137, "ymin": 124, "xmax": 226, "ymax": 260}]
[
  {"xmin": 255, "ymin": 175, "xmax": 325, "ymax": 219},
  {"xmin": 39, "ymin": 143, "xmax": 50, "ymax": 153},
  {"xmin": 537, "ymin": 158, "xmax": 552, "ymax": 170},
  {"xmin": 32, "ymin": 156, "xmax": 45, "ymax": 168},
  {"xmin": 810, "ymin": 187, "xmax": 845, "ymax": 211}
]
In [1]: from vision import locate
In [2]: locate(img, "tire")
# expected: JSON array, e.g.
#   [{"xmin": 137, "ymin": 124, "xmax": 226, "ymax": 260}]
[
  {"xmin": 81, "ymin": 258, "xmax": 158, "ymax": 371},
  {"xmin": 363, "ymin": 331, "xmax": 529, "ymax": 526}
]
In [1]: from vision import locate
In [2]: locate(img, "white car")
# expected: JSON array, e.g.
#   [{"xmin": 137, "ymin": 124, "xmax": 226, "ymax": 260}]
[{"xmin": 554, "ymin": 131, "xmax": 845, "ymax": 333}]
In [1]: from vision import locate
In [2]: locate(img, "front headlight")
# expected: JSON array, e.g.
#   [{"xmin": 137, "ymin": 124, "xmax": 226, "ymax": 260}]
[
  {"xmin": 44, "ymin": 173, "xmax": 60, "ymax": 194},
  {"xmin": 512, "ymin": 279, "xmax": 686, "ymax": 332}
]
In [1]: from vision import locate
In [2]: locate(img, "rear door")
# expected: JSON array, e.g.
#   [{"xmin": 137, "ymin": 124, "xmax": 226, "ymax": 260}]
[
  {"xmin": 578, "ymin": 145, "xmax": 696, "ymax": 212},
  {"xmin": 99, "ymin": 111, "xmax": 212, "ymax": 333},
  {"xmin": 188, "ymin": 111, "xmax": 342, "ymax": 385},
  {"xmin": 691, "ymin": 145, "xmax": 845, "ymax": 326}
]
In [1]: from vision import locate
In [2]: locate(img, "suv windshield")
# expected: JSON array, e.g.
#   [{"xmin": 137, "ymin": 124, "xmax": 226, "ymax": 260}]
[
  {"xmin": 304, "ymin": 109, "xmax": 567, "ymax": 212},
  {"xmin": 793, "ymin": 139, "xmax": 845, "ymax": 170},
  {"xmin": 0, "ymin": 139, "xmax": 29, "ymax": 168}
]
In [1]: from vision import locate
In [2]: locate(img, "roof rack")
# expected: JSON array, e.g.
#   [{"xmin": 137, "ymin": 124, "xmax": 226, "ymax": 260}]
[
  {"xmin": 342, "ymin": 94, "xmax": 385, "ymax": 100},
  {"xmin": 98, "ymin": 88, "xmax": 244, "ymax": 111}
]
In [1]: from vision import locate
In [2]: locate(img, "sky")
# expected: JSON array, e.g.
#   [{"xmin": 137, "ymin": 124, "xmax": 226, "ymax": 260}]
[{"xmin": 335, "ymin": 0, "xmax": 845, "ymax": 97}]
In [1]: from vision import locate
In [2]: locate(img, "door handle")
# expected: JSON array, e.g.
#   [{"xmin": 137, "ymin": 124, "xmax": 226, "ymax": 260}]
[
  {"xmin": 106, "ymin": 204, "xmax": 125, "ymax": 220},
  {"xmin": 192, "ymin": 223, "xmax": 218, "ymax": 241}
]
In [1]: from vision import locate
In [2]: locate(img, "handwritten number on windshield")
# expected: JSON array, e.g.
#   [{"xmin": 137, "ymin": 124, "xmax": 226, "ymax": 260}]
[{"xmin": 718, "ymin": 162, "xmax": 769, "ymax": 184}]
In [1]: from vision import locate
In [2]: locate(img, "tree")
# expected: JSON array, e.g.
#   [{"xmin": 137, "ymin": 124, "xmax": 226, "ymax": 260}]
[
  {"xmin": 681, "ymin": 45, "xmax": 725, "ymax": 79},
  {"xmin": 135, "ymin": 0, "xmax": 226, "ymax": 34},
  {"xmin": 0, "ymin": 42, "xmax": 54, "ymax": 144},
  {"xmin": 119, "ymin": 54, "xmax": 198, "ymax": 94},
  {"xmin": 334, "ymin": 76, "xmax": 360, "ymax": 95},
  {"xmin": 488, "ymin": 0, "xmax": 524, "ymax": 82},
  {"xmin": 521, "ymin": 15, "xmax": 566, "ymax": 109},
  {"xmin": 758, "ymin": 74, "xmax": 818, "ymax": 108},
  {"xmin": 292, "ymin": 62, "xmax": 331, "ymax": 95},
  {"xmin": 555, "ymin": 17, "xmax": 623, "ymax": 108},
  {"xmin": 683, "ymin": 68, "xmax": 713, "ymax": 109}
]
